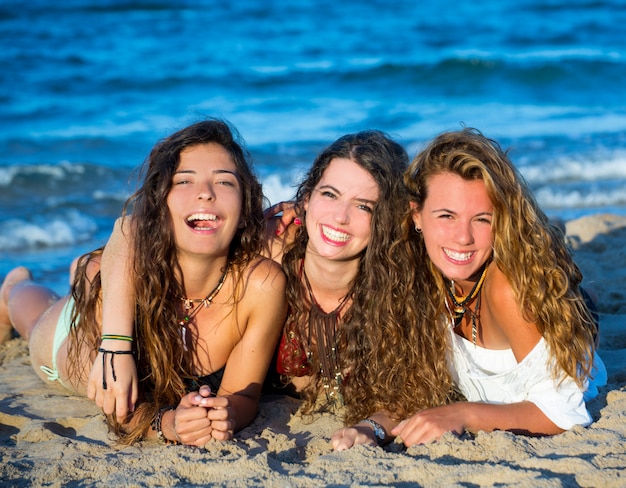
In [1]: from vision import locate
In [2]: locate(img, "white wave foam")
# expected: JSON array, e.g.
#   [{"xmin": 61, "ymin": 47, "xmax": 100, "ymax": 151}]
[
  {"xmin": 0, "ymin": 163, "xmax": 86, "ymax": 187},
  {"xmin": 0, "ymin": 211, "xmax": 97, "ymax": 251},
  {"xmin": 535, "ymin": 186, "xmax": 626, "ymax": 209},
  {"xmin": 521, "ymin": 151, "xmax": 626, "ymax": 184}
]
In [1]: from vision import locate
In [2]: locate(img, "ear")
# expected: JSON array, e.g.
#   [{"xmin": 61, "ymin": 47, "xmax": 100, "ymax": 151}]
[
  {"xmin": 409, "ymin": 201, "xmax": 422, "ymax": 230},
  {"xmin": 303, "ymin": 194, "xmax": 310, "ymax": 213}
]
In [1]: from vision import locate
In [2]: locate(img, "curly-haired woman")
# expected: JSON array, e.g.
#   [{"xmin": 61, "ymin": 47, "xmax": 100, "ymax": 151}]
[{"xmin": 388, "ymin": 128, "xmax": 606, "ymax": 446}]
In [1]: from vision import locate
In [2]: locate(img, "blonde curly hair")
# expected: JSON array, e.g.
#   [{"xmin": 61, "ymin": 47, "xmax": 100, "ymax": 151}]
[{"xmin": 401, "ymin": 127, "xmax": 597, "ymax": 388}]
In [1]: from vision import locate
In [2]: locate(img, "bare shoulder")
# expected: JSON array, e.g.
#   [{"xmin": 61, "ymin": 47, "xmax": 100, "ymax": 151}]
[
  {"xmin": 236, "ymin": 256, "xmax": 287, "ymax": 334},
  {"xmin": 241, "ymin": 256, "xmax": 286, "ymax": 295},
  {"xmin": 485, "ymin": 265, "xmax": 516, "ymax": 309},
  {"xmin": 486, "ymin": 263, "xmax": 542, "ymax": 357}
]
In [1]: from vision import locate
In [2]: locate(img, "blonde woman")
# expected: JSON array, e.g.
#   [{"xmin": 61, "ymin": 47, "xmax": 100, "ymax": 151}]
[{"xmin": 390, "ymin": 128, "xmax": 606, "ymax": 446}]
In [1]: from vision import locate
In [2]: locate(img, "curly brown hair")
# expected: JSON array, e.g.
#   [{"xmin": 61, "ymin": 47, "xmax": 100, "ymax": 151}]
[
  {"xmin": 279, "ymin": 130, "xmax": 445, "ymax": 424},
  {"xmin": 67, "ymin": 119, "xmax": 266, "ymax": 444},
  {"xmin": 401, "ymin": 127, "xmax": 597, "ymax": 389}
]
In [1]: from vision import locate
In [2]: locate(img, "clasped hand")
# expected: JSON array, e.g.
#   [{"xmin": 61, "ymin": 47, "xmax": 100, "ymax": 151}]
[{"xmin": 172, "ymin": 385, "xmax": 236, "ymax": 446}]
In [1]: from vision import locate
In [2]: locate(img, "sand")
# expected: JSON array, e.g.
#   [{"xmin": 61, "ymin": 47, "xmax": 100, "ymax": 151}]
[{"xmin": 1, "ymin": 214, "xmax": 625, "ymax": 487}]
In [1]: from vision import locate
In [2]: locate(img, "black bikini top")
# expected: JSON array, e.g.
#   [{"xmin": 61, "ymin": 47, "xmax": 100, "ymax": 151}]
[{"xmin": 184, "ymin": 366, "xmax": 225, "ymax": 394}]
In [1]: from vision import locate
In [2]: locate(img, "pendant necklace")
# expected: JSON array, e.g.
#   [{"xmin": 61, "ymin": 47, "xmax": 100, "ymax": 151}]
[
  {"xmin": 446, "ymin": 262, "xmax": 489, "ymax": 346},
  {"xmin": 179, "ymin": 265, "xmax": 229, "ymax": 351}
]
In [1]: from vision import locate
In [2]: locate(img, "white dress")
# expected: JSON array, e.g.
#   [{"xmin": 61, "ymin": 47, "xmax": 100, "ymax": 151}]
[{"xmin": 448, "ymin": 327, "xmax": 607, "ymax": 430}]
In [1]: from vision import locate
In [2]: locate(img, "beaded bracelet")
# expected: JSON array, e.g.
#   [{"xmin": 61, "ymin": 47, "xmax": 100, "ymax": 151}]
[
  {"xmin": 101, "ymin": 334, "xmax": 133, "ymax": 342},
  {"xmin": 151, "ymin": 406, "xmax": 181, "ymax": 445}
]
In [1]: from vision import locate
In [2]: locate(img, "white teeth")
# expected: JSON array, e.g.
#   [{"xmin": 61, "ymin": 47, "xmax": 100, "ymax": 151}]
[
  {"xmin": 322, "ymin": 225, "xmax": 351, "ymax": 242},
  {"xmin": 444, "ymin": 248, "xmax": 472, "ymax": 261},
  {"xmin": 187, "ymin": 213, "xmax": 217, "ymax": 222}
]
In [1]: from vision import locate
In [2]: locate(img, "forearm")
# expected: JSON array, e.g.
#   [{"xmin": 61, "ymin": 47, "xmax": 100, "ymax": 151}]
[
  {"xmin": 100, "ymin": 217, "xmax": 135, "ymax": 337},
  {"xmin": 462, "ymin": 401, "xmax": 564, "ymax": 436}
]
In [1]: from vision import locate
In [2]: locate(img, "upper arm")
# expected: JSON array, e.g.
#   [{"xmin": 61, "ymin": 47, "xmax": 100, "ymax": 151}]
[
  {"xmin": 217, "ymin": 258, "xmax": 287, "ymax": 398},
  {"xmin": 486, "ymin": 267, "xmax": 542, "ymax": 362}
]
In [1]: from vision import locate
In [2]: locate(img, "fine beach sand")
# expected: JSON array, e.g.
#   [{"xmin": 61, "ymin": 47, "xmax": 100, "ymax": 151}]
[{"xmin": 1, "ymin": 214, "xmax": 625, "ymax": 487}]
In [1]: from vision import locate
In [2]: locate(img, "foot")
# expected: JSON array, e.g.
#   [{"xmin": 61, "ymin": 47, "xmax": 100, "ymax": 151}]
[{"xmin": 0, "ymin": 267, "xmax": 33, "ymax": 344}]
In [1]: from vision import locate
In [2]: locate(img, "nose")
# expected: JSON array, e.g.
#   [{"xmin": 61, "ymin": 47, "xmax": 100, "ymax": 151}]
[
  {"xmin": 197, "ymin": 182, "xmax": 216, "ymax": 201},
  {"xmin": 333, "ymin": 201, "xmax": 350, "ymax": 224},
  {"xmin": 455, "ymin": 220, "xmax": 474, "ymax": 245}
]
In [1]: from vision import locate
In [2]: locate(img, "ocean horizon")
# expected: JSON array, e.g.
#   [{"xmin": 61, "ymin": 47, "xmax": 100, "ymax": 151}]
[{"xmin": 2, "ymin": 0, "xmax": 625, "ymax": 294}]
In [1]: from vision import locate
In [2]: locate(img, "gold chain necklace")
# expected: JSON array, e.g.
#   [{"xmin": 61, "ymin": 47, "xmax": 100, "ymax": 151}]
[{"xmin": 179, "ymin": 265, "xmax": 229, "ymax": 351}]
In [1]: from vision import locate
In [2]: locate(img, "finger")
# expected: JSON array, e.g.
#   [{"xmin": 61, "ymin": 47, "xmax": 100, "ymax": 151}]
[
  {"xmin": 86, "ymin": 378, "xmax": 96, "ymax": 401},
  {"xmin": 130, "ymin": 381, "xmax": 139, "ymax": 412},
  {"xmin": 206, "ymin": 406, "xmax": 231, "ymax": 422},
  {"xmin": 210, "ymin": 428, "xmax": 233, "ymax": 441},
  {"xmin": 209, "ymin": 418, "xmax": 235, "ymax": 434},
  {"xmin": 200, "ymin": 396, "xmax": 229, "ymax": 409},
  {"xmin": 101, "ymin": 387, "xmax": 118, "ymax": 416},
  {"xmin": 179, "ymin": 430, "xmax": 213, "ymax": 447},
  {"xmin": 390, "ymin": 420, "xmax": 406, "ymax": 436},
  {"xmin": 333, "ymin": 433, "xmax": 355, "ymax": 452},
  {"xmin": 263, "ymin": 202, "xmax": 283, "ymax": 219},
  {"xmin": 178, "ymin": 391, "xmax": 198, "ymax": 409},
  {"xmin": 115, "ymin": 394, "xmax": 129, "ymax": 422}
]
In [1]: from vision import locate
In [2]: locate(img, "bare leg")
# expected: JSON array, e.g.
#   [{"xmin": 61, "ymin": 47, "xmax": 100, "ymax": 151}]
[{"xmin": 0, "ymin": 266, "xmax": 60, "ymax": 344}]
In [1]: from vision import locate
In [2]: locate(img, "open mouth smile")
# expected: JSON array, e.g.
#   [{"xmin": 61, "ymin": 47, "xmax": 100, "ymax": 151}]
[{"xmin": 186, "ymin": 213, "xmax": 219, "ymax": 230}]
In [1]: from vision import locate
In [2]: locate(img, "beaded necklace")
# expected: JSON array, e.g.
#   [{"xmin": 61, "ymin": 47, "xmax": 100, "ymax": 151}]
[
  {"xmin": 446, "ymin": 262, "xmax": 489, "ymax": 346},
  {"xmin": 179, "ymin": 265, "xmax": 229, "ymax": 351},
  {"xmin": 302, "ymin": 261, "xmax": 351, "ymax": 406}
]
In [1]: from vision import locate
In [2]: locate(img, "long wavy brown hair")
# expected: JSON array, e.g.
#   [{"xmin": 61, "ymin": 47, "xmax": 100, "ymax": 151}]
[
  {"xmin": 280, "ymin": 130, "xmax": 447, "ymax": 424},
  {"xmin": 400, "ymin": 127, "xmax": 597, "ymax": 389},
  {"xmin": 67, "ymin": 119, "xmax": 266, "ymax": 444}
]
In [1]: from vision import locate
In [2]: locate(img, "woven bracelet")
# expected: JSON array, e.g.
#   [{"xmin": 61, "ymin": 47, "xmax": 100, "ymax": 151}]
[
  {"xmin": 97, "ymin": 347, "xmax": 134, "ymax": 390},
  {"xmin": 101, "ymin": 334, "xmax": 133, "ymax": 342}
]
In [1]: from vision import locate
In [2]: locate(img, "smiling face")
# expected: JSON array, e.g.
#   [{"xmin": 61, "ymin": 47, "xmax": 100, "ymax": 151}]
[
  {"xmin": 166, "ymin": 143, "xmax": 243, "ymax": 259},
  {"xmin": 412, "ymin": 172, "xmax": 494, "ymax": 293},
  {"xmin": 303, "ymin": 157, "xmax": 380, "ymax": 262}
]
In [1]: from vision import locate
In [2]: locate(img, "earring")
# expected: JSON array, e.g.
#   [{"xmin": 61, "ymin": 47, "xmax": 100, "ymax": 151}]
[
  {"xmin": 294, "ymin": 217, "xmax": 302, "ymax": 226},
  {"xmin": 414, "ymin": 225, "xmax": 422, "ymax": 233}
]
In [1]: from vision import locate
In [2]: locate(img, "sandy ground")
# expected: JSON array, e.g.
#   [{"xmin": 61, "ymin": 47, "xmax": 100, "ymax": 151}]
[{"xmin": 1, "ymin": 214, "xmax": 625, "ymax": 487}]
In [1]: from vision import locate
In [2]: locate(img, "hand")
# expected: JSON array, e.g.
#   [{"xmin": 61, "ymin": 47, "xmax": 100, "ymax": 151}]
[
  {"xmin": 331, "ymin": 425, "xmax": 378, "ymax": 451},
  {"xmin": 191, "ymin": 388, "xmax": 236, "ymax": 441},
  {"xmin": 391, "ymin": 404, "xmax": 467, "ymax": 447},
  {"xmin": 87, "ymin": 349, "xmax": 138, "ymax": 423},
  {"xmin": 173, "ymin": 386, "xmax": 215, "ymax": 446},
  {"xmin": 264, "ymin": 201, "xmax": 297, "ymax": 236}
]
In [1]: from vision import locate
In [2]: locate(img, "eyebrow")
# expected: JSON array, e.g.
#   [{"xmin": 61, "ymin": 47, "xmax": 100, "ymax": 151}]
[
  {"xmin": 174, "ymin": 169, "xmax": 239, "ymax": 177},
  {"xmin": 318, "ymin": 184, "xmax": 378, "ymax": 206},
  {"xmin": 432, "ymin": 208, "xmax": 493, "ymax": 217}
]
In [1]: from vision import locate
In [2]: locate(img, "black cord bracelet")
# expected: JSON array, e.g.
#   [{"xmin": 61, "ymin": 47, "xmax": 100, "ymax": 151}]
[{"xmin": 97, "ymin": 347, "xmax": 134, "ymax": 390}]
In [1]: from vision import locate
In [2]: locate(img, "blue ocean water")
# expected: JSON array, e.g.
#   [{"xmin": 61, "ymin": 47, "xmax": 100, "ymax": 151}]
[{"xmin": 1, "ymin": 0, "xmax": 626, "ymax": 294}]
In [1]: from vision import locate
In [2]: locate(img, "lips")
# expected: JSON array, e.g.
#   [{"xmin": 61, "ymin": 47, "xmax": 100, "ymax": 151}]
[{"xmin": 186, "ymin": 213, "xmax": 218, "ymax": 230}]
